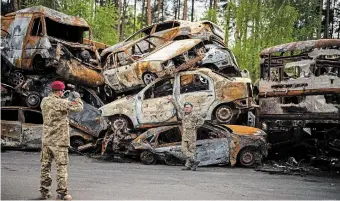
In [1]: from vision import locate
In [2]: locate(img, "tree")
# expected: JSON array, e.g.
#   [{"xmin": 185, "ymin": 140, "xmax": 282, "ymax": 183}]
[
  {"xmin": 191, "ymin": 0, "xmax": 194, "ymax": 21},
  {"xmin": 183, "ymin": 0, "xmax": 187, "ymax": 20},
  {"xmin": 147, "ymin": 0, "xmax": 151, "ymax": 25}
]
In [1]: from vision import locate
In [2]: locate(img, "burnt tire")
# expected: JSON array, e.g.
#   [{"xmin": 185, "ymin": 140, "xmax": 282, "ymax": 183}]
[
  {"xmin": 215, "ymin": 105, "xmax": 234, "ymax": 123},
  {"xmin": 11, "ymin": 71, "xmax": 26, "ymax": 87},
  {"xmin": 71, "ymin": 138, "xmax": 85, "ymax": 149},
  {"xmin": 238, "ymin": 148, "xmax": 256, "ymax": 167},
  {"xmin": 140, "ymin": 151, "xmax": 156, "ymax": 165},
  {"xmin": 142, "ymin": 72, "xmax": 157, "ymax": 85},
  {"xmin": 32, "ymin": 56, "xmax": 46, "ymax": 74},
  {"xmin": 110, "ymin": 116, "xmax": 129, "ymax": 131},
  {"xmin": 25, "ymin": 92, "xmax": 41, "ymax": 108}
]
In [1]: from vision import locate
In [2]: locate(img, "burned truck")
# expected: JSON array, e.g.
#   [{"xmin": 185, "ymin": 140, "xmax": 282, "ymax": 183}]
[
  {"xmin": 257, "ymin": 39, "xmax": 340, "ymax": 164},
  {"xmin": 1, "ymin": 6, "xmax": 104, "ymax": 89}
]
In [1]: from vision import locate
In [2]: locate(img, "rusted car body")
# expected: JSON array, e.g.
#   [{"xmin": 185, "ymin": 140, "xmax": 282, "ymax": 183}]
[
  {"xmin": 99, "ymin": 68, "xmax": 257, "ymax": 130},
  {"xmin": 131, "ymin": 123, "xmax": 269, "ymax": 167},
  {"xmin": 103, "ymin": 38, "xmax": 206, "ymax": 94},
  {"xmin": 1, "ymin": 106, "xmax": 107, "ymax": 149},
  {"xmin": 1, "ymin": 6, "xmax": 104, "ymax": 88},
  {"xmin": 83, "ymin": 38, "xmax": 110, "ymax": 54},
  {"xmin": 100, "ymin": 20, "xmax": 225, "ymax": 62},
  {"xmin": 258, "ymin": 39, "xmax": 340, "ymax": 161}
]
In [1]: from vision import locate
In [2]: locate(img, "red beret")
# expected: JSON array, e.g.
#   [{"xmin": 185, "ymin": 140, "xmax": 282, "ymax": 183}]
[{"xmin": 51, "ymin": 81, "xmax": 65, "ymax": 90}]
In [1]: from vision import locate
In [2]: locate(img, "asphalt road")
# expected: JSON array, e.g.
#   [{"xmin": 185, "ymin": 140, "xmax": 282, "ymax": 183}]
[{"xmin": 1, "ymin": 151, "xmax": 340, "ymax": 200}]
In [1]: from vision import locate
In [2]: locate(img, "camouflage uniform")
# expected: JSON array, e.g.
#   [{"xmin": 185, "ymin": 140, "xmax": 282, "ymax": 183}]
[
  {"xmin": 170, "ymin": 99, "xmax": 204, "ymax": 168},
  {"xmin": 40, "ymin": 94, "xmax": 83, "ymax": 196}
]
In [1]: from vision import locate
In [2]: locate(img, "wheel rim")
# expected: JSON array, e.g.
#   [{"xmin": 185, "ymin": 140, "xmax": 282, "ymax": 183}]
[
  {"xmin": 216, "ymin": 106, "xmax": 233, "ymax": 122},
  {"xmin": 241, "ymin": 151, "xmax": 254, "ymax": 165},
  {"xmin": 143, "ymin": 73, "xmax": 156, "ymax": 84},
  {"xmin": 104, "ymin": 85, "xmax": 113, "ymax": 97},
  {"xmin": 112, "ymin": 118, "xmax": 127, "ymax": 130},
  {"xmin": 27, "ymin": 94, "xmax": 40, "ymax": 107},
  {"xmin": 141, "ymin": 151, "xmax": 154, "ymax": 164},
  {"xmin": 12, "ymin": 72, "xmax": 25, "ymax": 86}
]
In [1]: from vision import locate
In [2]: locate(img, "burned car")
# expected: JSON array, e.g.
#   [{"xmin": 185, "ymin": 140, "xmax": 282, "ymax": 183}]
[
  {"xmin": 100, "ymin": 68, "xmax": 257, "ymax": 130},
  {"xmin": 103, "ymin": 38, "xmax": 205, "ymax": 95},
  {"xmin": 1, "ymin": 106, "xmax": 107, "ymax": 150},
  {"xmin": 1, "ymin": 6, "xmax": 104, "ymax": 89},
  {"xmin": 100, "ymin": 20, "xmax": 226, "ymax": 62},
  {"xmin": 131, "ymin": 123, "xmax": 269, "ymax": 167},
  {"xmin": 258, "ymin": 39, "xmax": 340, "ymax": 163}
]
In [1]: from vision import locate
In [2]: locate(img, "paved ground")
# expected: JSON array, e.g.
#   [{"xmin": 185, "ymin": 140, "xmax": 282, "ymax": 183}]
[{"xmin": 1, "ymin": 151, "xmax": 340, "ymax": 200}]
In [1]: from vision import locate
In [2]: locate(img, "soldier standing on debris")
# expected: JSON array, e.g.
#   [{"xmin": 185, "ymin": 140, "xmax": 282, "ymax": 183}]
[
  {"xmin": 167, "ymin": 96, "xmax": 204, "ymax": 171},
  {"xmin": 39, "ymin": 81, "xmax": 83, "ymax": 200}
]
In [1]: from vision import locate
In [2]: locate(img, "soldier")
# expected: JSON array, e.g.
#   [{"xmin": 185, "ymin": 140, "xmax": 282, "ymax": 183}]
[
  {"xmin": 167, "ymin": 96, "xmax": 204, "ymax": 171},
  {"xmin": 39, "ymin": 81, "xmax": 83, "ymax": 200}
]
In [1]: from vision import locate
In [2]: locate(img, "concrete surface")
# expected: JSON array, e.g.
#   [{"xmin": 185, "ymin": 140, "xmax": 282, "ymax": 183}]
[{"xmin": 1, "ymin": 151, "xmax": 340, "ymax": 200}]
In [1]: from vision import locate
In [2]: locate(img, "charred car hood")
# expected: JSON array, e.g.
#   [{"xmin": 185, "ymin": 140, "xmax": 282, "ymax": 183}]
[{"xmin": 99, "ymin": 95, "xmax": 136, "ymax": 117}]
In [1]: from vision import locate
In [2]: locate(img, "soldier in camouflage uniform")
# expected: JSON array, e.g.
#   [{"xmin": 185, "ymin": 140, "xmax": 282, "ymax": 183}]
[
  {"xmin": 39, "ymin": 81, "xmax": 83, "ymax": 200},
  {"xmin": 167, "ymin": 96, "xmax": 204, "ymax": 171}
]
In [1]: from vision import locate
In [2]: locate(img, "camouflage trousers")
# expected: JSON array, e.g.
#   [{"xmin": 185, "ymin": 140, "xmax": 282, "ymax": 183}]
[
  {"xmin": 40, "ymin": 145, "xmax": 69, "ymax": 196},
  {"xmin": 181, "ymin": 140, "xmax": 196, "ymax": 168}
]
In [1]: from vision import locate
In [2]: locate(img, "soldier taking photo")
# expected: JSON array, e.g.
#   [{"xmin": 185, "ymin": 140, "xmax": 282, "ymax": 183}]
[
  {"xmin": 39, "ymin": 81, "xmax": 83, "ymax": 200},
  {"xmin": 167, "ymin": 96, "xmax": 204, "ymax": 171}
]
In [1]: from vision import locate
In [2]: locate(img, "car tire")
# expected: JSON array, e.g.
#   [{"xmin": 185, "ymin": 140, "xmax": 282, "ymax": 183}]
[
  {"xmin": 25, "ymin": 92, "xmax": 41, "ymax": 108},
  {"xmin": 215, "ymin": 105, "xmax": 234, "ymax": 123},
  {"xmin": 110, "ymin": 116, "xmax": 129, "ymax": 131},
  {"xmin": 71, "ymin": 137, "xmax": 85, "ymax": 149},
  {"xmin": 142, "ymin": 72, "xmax": 157, "ymax": 85},
  {"xmin": 239, "ymin": 148, "xmax": 256, "ymax": 167},
  {"xmin": 140, "ymin": 151, "xmax": 156, "ymax": 165},
  {"xmin": 11, "ymin": 71, "xmax": 26, "ymax": 87},
  {"xmin": 33, "ymin": 56, "xmax": 46, "ymax": 74}
]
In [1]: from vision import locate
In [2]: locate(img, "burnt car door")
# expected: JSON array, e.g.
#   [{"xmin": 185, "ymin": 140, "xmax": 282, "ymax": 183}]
[
  {"xmin": 1, "ymin": 108, "xmax": 22, "ymax": 147},
  {"xmin": 153, "ymin": 126, "xmax": 182, "ymax": 157},
  {"xmin": 175, "ymin": 72, "xmax": 215, "ymax": 116},
  {"xmin": 21, "ymin": 14, "xmax": 45, "ymax": 69},
  {"xmin": 136, "ymin": 77, "xmax": 177, "ymax": 124},
  {"xmin": 21, "ymin": 109, "xmax": 43, "ymax": 149},
  {"xmin": 195, "ymin": 126, "xmax": 229, "ymax": 166},
  {"xmin": 152, "ymin": 21, "xmax": 180, "ymax": 40},
  {"xmin": 3, "ymin": 14, "xmax": 32, "ymax": 68}
]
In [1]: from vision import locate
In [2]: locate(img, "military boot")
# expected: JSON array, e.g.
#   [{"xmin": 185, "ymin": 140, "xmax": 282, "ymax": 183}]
[
  {"xmin": 191, "ymin": 161, "xmax": 200, "ymax": 171},
  {"xmin": 181, "ymin": 166, "xmax": 191, "ymax": 170},
  {"xmin": 56, "ymin": 194, "xmax": 72, "ymax": 200},
  {"xmin": 39, "ymin": 192, "xmax": 51, "ymax": 200}
]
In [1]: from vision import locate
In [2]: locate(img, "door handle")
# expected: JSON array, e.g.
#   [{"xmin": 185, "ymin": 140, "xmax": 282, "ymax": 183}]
[{"xmin": 207, "ymin": 94, "xmax": 213, "ymax": 97}]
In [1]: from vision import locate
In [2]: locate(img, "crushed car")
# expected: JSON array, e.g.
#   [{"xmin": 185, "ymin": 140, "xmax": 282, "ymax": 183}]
[
  {"xmin": 103, "ymin": 38, "xmax": 206, "ymax": 95},
  {"xmin": 1, "ymin": 6, "xmax": 104, "ymax": 89},
  {"xmin": 257, "ymin": 39, "xmax": 340, "ymax": 165},
  {"xmin": 1, "ymin": 105, "xmax": 107, "ymax": 150},
  {"xmin": 100, "ymin": 20, "xmax": 226, "ymax": 62},
  {"xmin": 130, "ymin": 123, "xmax": 269, "ymax": 167},
  {"xmin": 99, "ymin": 68, "xmax": 257, "ymax": 131}
]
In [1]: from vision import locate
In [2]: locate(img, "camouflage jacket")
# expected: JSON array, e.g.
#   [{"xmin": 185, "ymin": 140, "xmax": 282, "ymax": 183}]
[
  {"xmin": 170, "ymin": 98, "xmax": 204, "ymax": 142},
  {"xmin": 40, "ymin": 94, "xmax": 83, "ymax": 147}
]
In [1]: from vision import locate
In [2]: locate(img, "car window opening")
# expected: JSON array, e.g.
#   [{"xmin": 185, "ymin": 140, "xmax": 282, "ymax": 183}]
[
  {"xmin": 31, "ymin": 17, "xmax": 42, "ymax": 36},
  {"xmin": 157, "ymin": 127, "xmax": 181, "ymax": 145},
  {"xmin": 197, "ymin": 127, "xmax": 224, "ymax": 140},
  {"xmin": 144, "ymin": 78, "xmax": 174, "ymax": 99},
  {"xmin": 180, "ymin": 74, "xmax": 209, "ymax": 94},
  {"xmin": 1, "ymin": 109, "xmax": 19, "ymax": 121},
  {"xmin": 24, "ymin": 111, "xmax": 43, "ymax": 124},
  {"xmin": 45, "ymin": 17, "xmax": 87, "ymax": 43}
]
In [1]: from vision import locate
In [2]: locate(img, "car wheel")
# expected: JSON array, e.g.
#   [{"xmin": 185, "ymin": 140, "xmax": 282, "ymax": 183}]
[
  {"xmin": 110, "ymin": 116, "xmax": 129, "ymax": 130},
  {"xmin": 140, "ymin": 151, "xmax": 156, "ymax": 165},
  {"xmin": 142, "ymin": 73, "xmax": 157, "ymax": 85},
  {"xmin": 215, "ymin": 105, "xmax": 233, "ymax": 123},
  {"xmin": 25, "ymin": 92, "xmax": 41, "ymax": 108},
  {"xmin": 71, "ymin": 137, "xmax": 85, "ymax": 149},
  {"xmin": 239, "ymin": 148, "xmax": 256, "ymax": 167},
  {"xmin": 33, "ymin": 57, "xmax": 45, "ymax": 74},
  {"xmin": 11, "ymin": 71, "xmax": 26, "ymax": 87}
]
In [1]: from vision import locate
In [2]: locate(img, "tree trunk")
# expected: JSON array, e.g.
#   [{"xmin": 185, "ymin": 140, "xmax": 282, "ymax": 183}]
[
  {"xmin": 209, "ymin": 0, "xmax": 213, "ymax": 9},
  {"xmin": 324, "ymin": 0, "xmax": 330, "ymax": 38},
  {"xmin": 191, "ymin": 0, "xmax": 194, "ymax": 22},
  {"xmin": 134, "ymin": 0, "xmax": 137, "ymax": 33},
  {"xmin": 162, "ymin": 0, "xmax": 164, "ymax": 21},
  {"xmin": 317, "ymin": 0, "xmax": 323, "ymax": 39},
  {"xmin": 120, "ymin": 0, "xmax": 127, "ymax": 41},
  {"xmin": 141, "ymin": 0, "xmax": 146, "ymax": 28},
  {"xmin": 174, "ymin": 0, "xmax": 178, "ymax": 19},
  {"xmin": 183, "ymin": 0, "xmax": 187, "ymax": 20},
  {"xmin": 117, "ymin": 0, "xmax": 123, "ymax": 41},
  {"xmin": 213, "ymin": 0, "xmax": 218, "ymax": 9},
  {"xmin": 178, "ymin": 0, "xmax": 181, "ymax": 20},
  {"xmin": 157, "ymin": 0, "xmax": 162, "ymax": 22},
  {"xmin": 147, "ymin": 0, "xmax": 151, "ymax": 25},
  {"xmin": 13, "ymin": 0, "xmax": 21, "ymax": 11}
]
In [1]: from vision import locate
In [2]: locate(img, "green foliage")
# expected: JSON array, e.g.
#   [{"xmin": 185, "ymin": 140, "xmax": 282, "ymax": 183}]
[{"xmin": 201, "ymin": 8, "xmax": 218, "ymax": 23}]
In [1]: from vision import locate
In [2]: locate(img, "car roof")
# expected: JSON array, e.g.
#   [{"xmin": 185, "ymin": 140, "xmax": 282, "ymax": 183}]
[{"xmin": 139, "ymin": 39, "xmax": 201, "ymax": 62}]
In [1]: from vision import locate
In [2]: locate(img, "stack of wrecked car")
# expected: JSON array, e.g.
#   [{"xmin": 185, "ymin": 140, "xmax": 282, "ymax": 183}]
[{"xmin": 257, "ymin": 39, "xmax": 340, "ymax": 167}]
